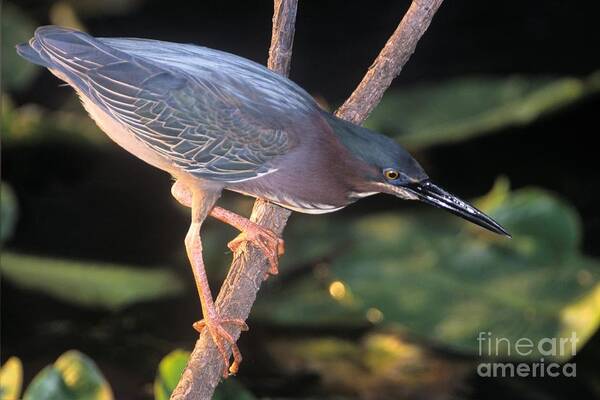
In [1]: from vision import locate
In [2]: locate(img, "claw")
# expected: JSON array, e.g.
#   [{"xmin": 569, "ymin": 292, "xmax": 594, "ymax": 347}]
[
  {"xmin": 193, "ymin": 318, "xmax": 248, "ymax": 377},
  {"xmin": 193, "ymin": 318, "xmax": 249, "ymax": 333},
  {"xmin": 228, "ymin": 224, "xmax": 284, "ymax": 277}
]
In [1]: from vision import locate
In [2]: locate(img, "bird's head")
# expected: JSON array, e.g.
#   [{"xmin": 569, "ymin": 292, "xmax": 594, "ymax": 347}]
[{"xmin": 327, "ymin": 114, "xmax": 510, "ymax": 237}]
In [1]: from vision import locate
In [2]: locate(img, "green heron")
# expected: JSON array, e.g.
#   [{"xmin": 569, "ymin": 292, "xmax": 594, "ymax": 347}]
[{"xmin": 17, "ymin": 26, "xmax": 509, "ymax": 376}]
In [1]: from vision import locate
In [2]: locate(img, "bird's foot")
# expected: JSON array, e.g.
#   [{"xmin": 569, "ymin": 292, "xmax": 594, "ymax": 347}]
[
  {"xmin": 227, "ymin": 222, "xmax": 285, "ymax": 276},
  {"xmin": 193, "ymin": 317, "xmax": 249, "ymax": 377}
]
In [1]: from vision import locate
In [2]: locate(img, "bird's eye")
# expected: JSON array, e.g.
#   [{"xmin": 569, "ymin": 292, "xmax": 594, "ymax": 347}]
[{"xmin": 384, "ymin": 169, "xmax": 400, "ymax": 181}]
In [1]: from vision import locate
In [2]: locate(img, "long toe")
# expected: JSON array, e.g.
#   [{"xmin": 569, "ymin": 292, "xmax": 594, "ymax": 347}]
[
  {"xmin": 193, "ymin": 318, "xmax": 248, "ymax": 333},
  {"xmin": 192, "ymin": 317, "xmax": 249, "ymax": 377},
  {"xmin": 227, "ymin": 226, "xmax": 284, "ymax": 277},
  {"xmin": 192, "ymin": 320, "xmax": 206, "ymax": 332}
]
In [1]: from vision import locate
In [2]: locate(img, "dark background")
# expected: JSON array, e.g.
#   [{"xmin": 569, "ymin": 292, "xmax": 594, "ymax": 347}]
[{"xmin": 3, "ymin": 0, "xmax": 600, "ymax": 399}]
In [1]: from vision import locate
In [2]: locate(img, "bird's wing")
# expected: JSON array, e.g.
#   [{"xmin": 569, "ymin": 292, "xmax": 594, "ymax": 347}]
[
  {"xmin": 86, "ymin": 64, "xmax": 294, "ymax": 182},
  {"xmin": 26, "ymin": 27, "xmax": 303, "ymax": 182}
]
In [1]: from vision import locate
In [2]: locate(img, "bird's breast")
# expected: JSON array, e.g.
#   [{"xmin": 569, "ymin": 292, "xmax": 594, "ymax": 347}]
[
  {"xmin": 226, "ymin": 160, "xmax": 360, "ymax": 215},
  {"xmin": 227, "ymin": 185, "xmax": 349, "ymax": 214}
]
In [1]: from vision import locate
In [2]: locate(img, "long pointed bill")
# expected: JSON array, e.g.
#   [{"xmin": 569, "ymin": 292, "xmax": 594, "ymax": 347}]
[{"xmin": 402, "ymin": 180, "xmax": 511, "ymax": 237}]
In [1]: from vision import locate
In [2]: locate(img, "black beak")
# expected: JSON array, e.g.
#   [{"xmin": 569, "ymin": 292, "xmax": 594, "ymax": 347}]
[{"xmin": 402, "ymin": 180, "xmax": 511, "ymax": 237}]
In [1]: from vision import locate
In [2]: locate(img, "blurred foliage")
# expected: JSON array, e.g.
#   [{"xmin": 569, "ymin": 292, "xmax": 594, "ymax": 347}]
[
  {"xmin": 49, "ymin": 1, "xmax": 86, "ymax": 31},
  {"xmin": 269, "ymin": 333, "xmax": 471, "ymax": 399},
  {"xmin": 254, "ymin": 179, "xmax": 600, "ymax": 361},
  {"xmin": 0, "ymin": 357, "xmax": 23, "ymax": 400},
  {"xmin": 2, "ymin": 351, "xmax": 254, "ymax": 400},
  {"xmin": 365, "ymin": 72, "xmax": 600, "ymax": 149},
  {"xmin": 154, "ymin": 350, "xmax": 255, "ymax": 400},
  {"xmin": 61, "ymin": 0, "xmax": 145, "ymax": 17},
  {"xmin": 0, "ymin": 252, "xmax": 184, "ymax": 310},
  {"xmin": 2, "ymin": 95, "xmax": 106, "ymax": 146},
  {"xmin": 22, "ymin": 351, "xmax": 113, "ymax": 400},
  {"xmin": 154, "ymin": 350, "xmax": 189, "ymax": 400},
  {"xmin": 211, "ymin": 379, "xmax": 256, "ymax": 400},
  {"xmin": 2, "ymin": 145, "xmax": 183, "ymax": 312},
  {"xmin": 1, "ymin": 3, "xmax": 38, "ymax": 91},
  {"xmin": 0, "ymin": 182, "xmax": 18, "ymax": 244}
]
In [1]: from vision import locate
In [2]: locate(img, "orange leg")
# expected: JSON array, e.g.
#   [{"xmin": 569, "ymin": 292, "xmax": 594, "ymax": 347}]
[
  {"xmin": 172, "ymin": 181, "xmax": 284, "ymax": 276},
  {"xmin": 182, "ymin": 188, "xmax": 247, "ymax": 377},
  {"xmin": 210, "ymin": 206, "xmax": 284, "ymax": 275}
]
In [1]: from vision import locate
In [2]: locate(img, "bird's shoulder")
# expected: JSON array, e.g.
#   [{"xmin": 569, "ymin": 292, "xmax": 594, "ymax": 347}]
[{"xmin": 99, "ymin": 37, "xmax": 318, "ymax": 116}]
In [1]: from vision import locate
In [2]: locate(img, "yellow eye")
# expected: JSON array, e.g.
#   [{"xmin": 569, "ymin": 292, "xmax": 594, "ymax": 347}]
[{"xmin": 384, "ymin": 169, "xmax": 399, "ymax": 180}]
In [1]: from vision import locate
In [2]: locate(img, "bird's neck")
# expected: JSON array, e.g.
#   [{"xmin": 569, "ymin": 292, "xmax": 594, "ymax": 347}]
[
  {"xmin": 322, "ymin": 112, "xmax": 384, "ymax": 178},
  {"xmin": 320, "ymin": 112, "xmax": 387, "ymax": 196}
]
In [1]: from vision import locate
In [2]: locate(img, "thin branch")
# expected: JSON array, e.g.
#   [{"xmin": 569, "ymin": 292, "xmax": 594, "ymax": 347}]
[
  {"xmin": 171, "ymin": 0, "xmax": 443, "ymax": 398},
  {"xmin": 268, "ymin": 0, "xmax": 297, "ymax": 75},
  {"xmin": 336, "ymin": 0, "xmax": 445, "ymax": 124}
]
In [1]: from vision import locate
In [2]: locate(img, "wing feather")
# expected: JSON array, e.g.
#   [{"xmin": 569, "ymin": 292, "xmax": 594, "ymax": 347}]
[{"xmin": 29, "ymin": 26, "xmax": 303, "ymax": 182}]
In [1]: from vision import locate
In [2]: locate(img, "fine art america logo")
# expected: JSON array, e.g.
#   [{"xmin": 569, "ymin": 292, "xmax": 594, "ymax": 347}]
[{"xmin": 476, "ymin": 331, "xmax": 578, "ymax": 378}]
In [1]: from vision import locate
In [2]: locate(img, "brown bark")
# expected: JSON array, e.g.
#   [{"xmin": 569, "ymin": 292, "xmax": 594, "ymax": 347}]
[
  {"xmin": 170, "ymin": 0, "xmax": 443, "ymax": 398},
  {"xmin": 336, "ymin": 0, "xmax": 445, "ymax": 125}
]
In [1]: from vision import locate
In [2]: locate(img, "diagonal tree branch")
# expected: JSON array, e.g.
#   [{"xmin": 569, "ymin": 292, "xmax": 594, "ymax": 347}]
[
  {"xmin": 171, "ymin": 0, "xmax": 443, "ymax": 398},
  {"xmin": 336, "ymin": 0, "xmax": 445, "ymax": 124}
]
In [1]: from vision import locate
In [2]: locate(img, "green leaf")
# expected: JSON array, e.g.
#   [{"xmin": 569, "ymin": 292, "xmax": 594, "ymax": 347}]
[
  {"xmin": 0, "ymin": 182, "xmax": 19, "ymax": 244},
  {"xmin": 256, "ymin": 182, "xmax": 600, "ymax": 361},
  {"xmin": 154, "ymin": 350, "xmax": 255, "ymax": 400},
  {"xmin": 154, "ymin": 350, "xmax": 190, "ymax": 400},
  {"xmin": 483, "ymin": 188, "xmax": 581, "ymax": 264},
  {"xmin": 1, "ymin": 4, "xmax": 38, "ymax": 91},
  {"xmin": 364, "ymin": 73, "xmax": 600, "ymax": 149},
  {"xmin": 0, "ymin": 252, "xmax": 184, "ymax": 310},
  {"xmin": 0, "ymin": 357, "xmax": 23, "ymax": 400},
  {"xmin": 23, "ymin": 367, "xmax": 65, "ymax": 400},
  {"xmin": 23, "ymin": 350, "xmax": 113, "ymax": 400}
]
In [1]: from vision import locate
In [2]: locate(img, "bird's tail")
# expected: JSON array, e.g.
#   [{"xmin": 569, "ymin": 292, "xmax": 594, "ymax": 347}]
[
  {"xmin": 18, "ymin": 25, "xmax": 111, "ymax": 66},
  {"xmin": 17, "ymin": 26, "xmax": 99, "ymax": 68},
  {"xmin": 16, "ymin": 26, "xmax": 130, "ymax": 94},
  {"xmin": 16, "ymin": 31, "xmax": 50, "ymax": 68}
]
